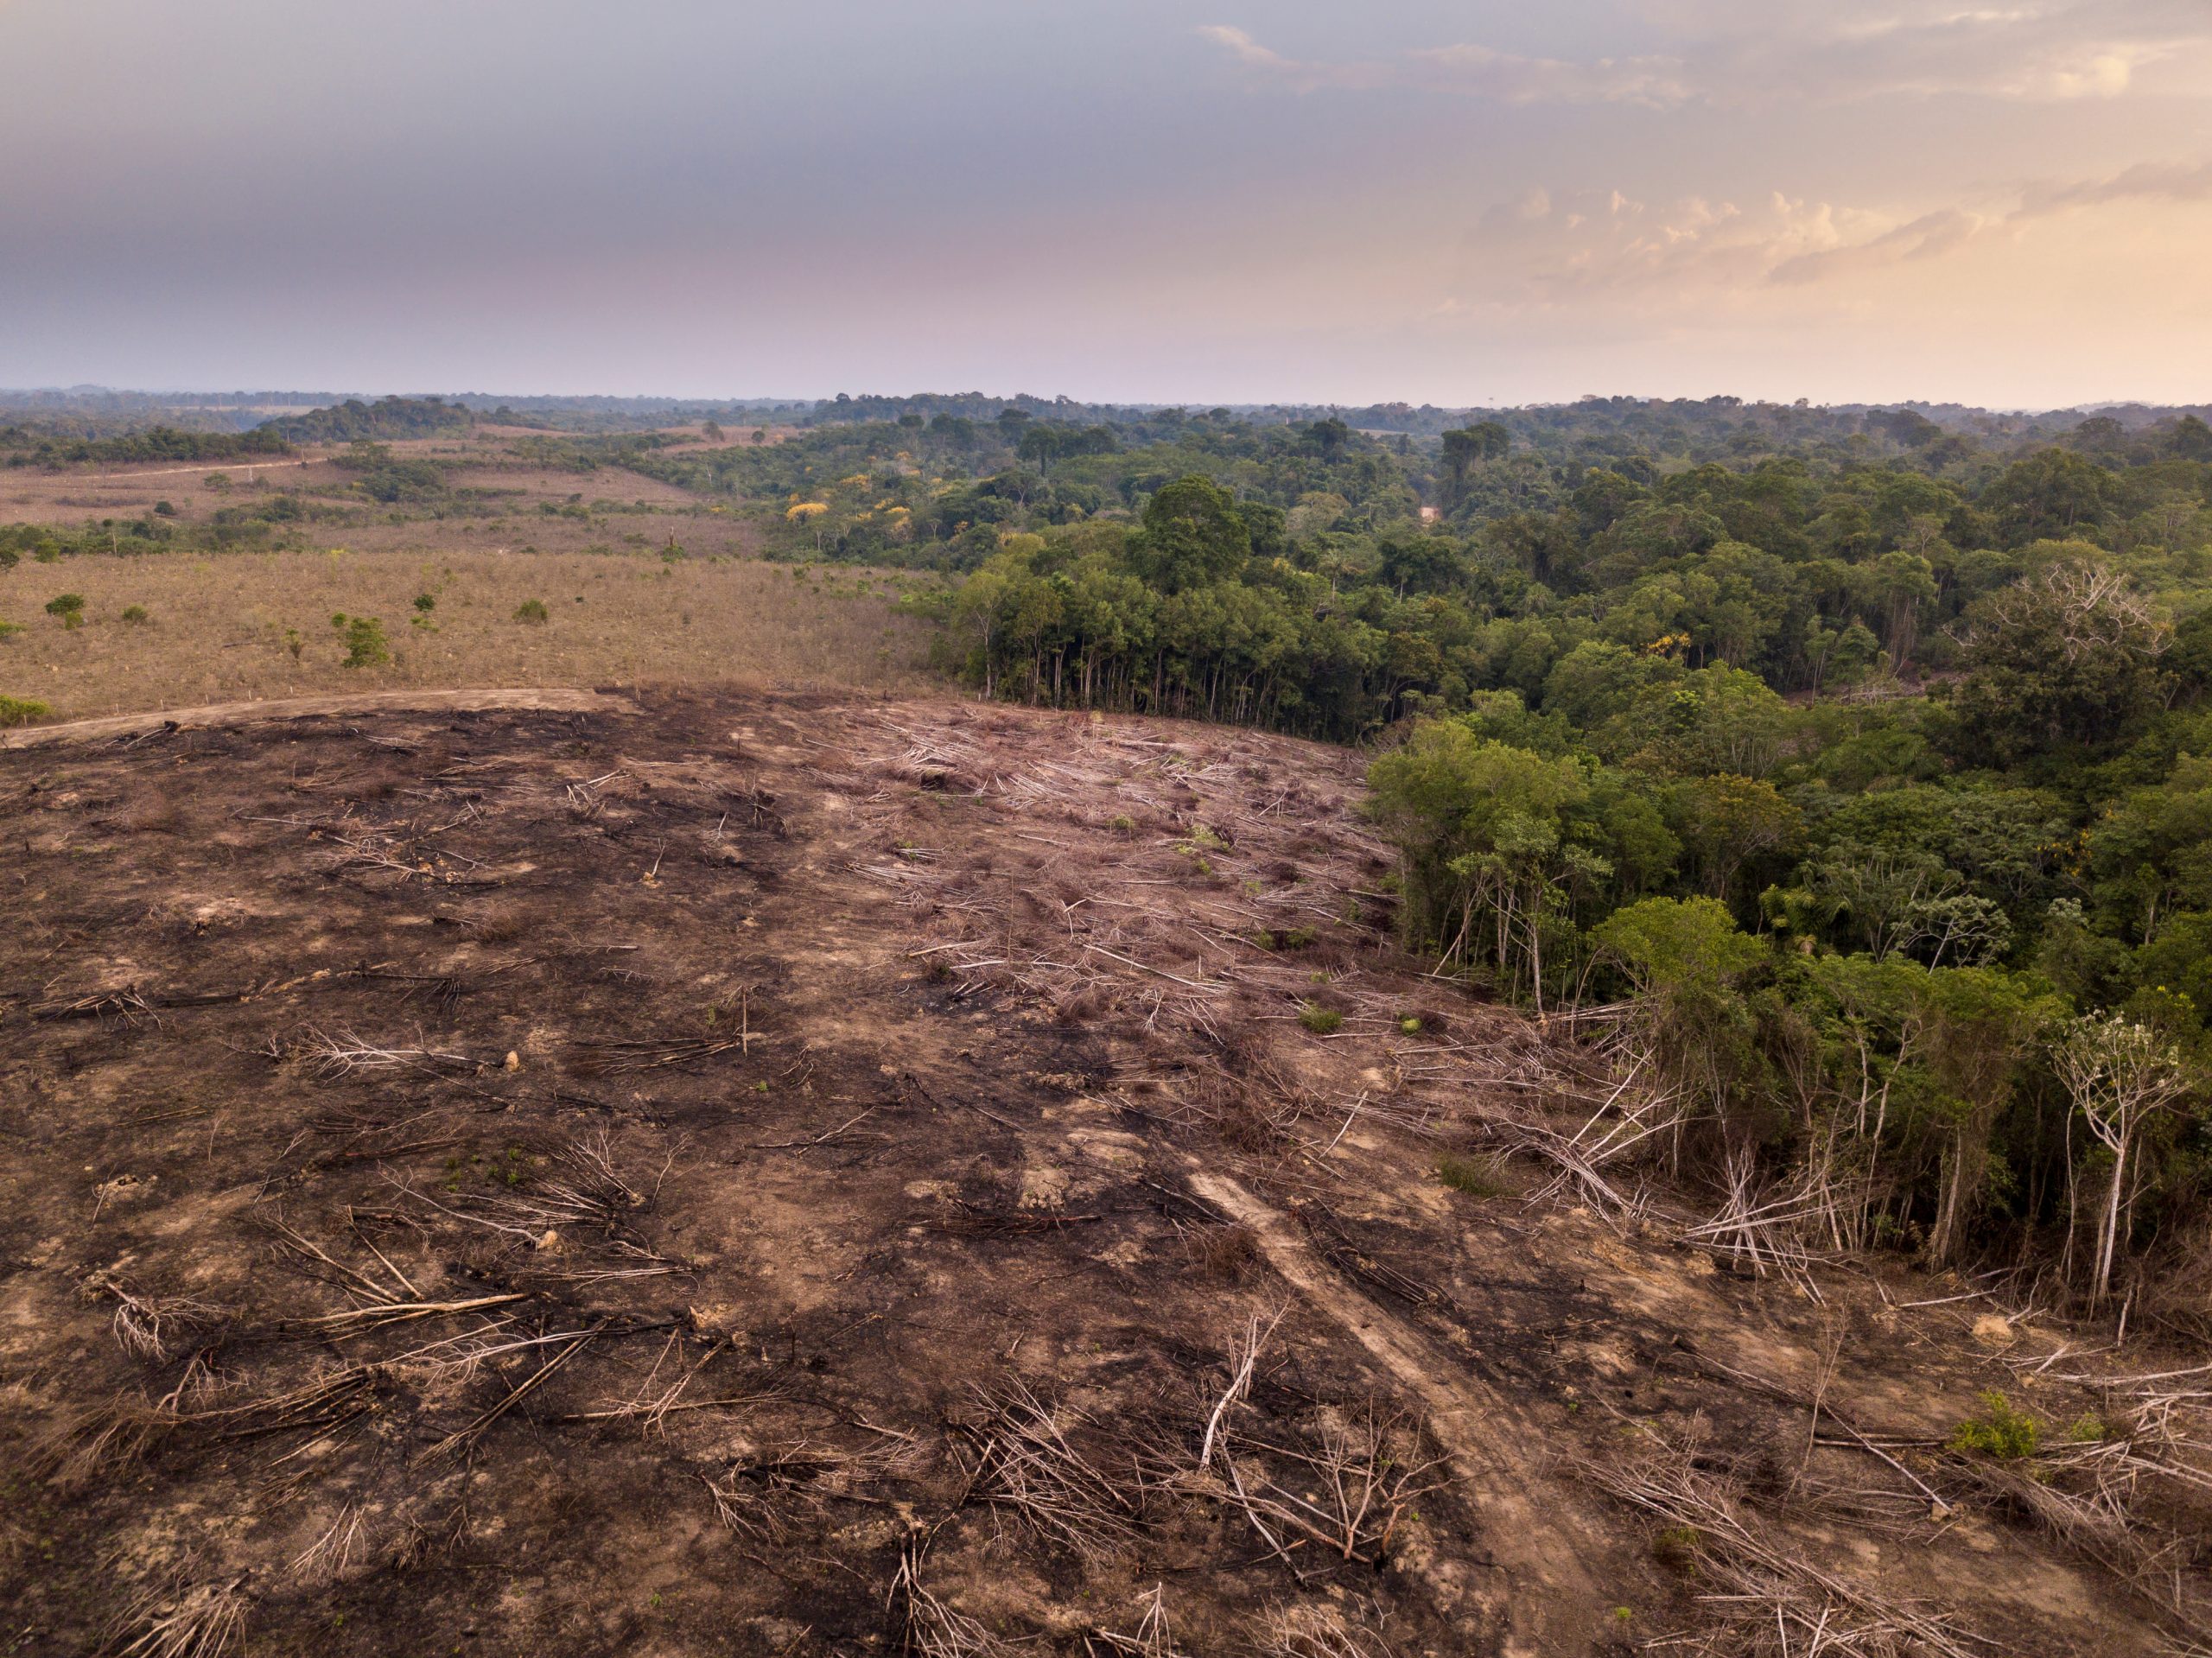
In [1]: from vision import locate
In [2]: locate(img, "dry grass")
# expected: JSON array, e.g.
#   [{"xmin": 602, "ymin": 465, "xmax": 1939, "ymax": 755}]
[{"xmin": 0, "ymin": 548, "xmax": 933, "ymax": 719}]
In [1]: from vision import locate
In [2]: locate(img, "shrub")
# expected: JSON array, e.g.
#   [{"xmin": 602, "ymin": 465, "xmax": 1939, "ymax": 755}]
[
  {"xmin": 330, "ymin": 613, "xmax": 391, "ymax": 670},
  {"xmin": 1436, "ymin": 1152, "xmax": 1506, "ymax": 1197},
  {"xmin": 153, "ymin": 499, "xmax": 177, "ymax": 517},
  {"xmin": 1948, "ymin": 1391, "xmax": 2040, "ymax": 1460},
  {"xmin": 0, "ymin": 620, "xmax": 22, "ymax": 642},
  {"xmin": 514, "ymin": 599, "xmax": 550, "ymax": 625},
  {"xmin": 0, "ymin": 694, "xmax": 52, "ymax": 727},
  {"xmin": 46, "ymin": 593, "xmax": 86, "ymax": 630},
  {"xmin": 119, "ymin": 605, "xmax": 149, "ymax": 626},
  {"xmin": 1652, "ymin": 1525, "xmax": 1702, "ymax": 1575},
  {"xmin": 1298, "ymin": 1002, "xmax": 1344, "ymax": 1035}
]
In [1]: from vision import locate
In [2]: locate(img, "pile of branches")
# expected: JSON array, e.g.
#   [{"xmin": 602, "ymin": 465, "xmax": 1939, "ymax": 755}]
[{"xmin": 1579, "ymin": 1433, "xmax": 1979, "ymax": 1657}]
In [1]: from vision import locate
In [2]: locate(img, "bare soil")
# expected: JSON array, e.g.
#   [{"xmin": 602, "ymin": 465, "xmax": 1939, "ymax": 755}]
[{"xmin": 0, "ymin": 692, "xmax": 2201, "ymax": 1657}]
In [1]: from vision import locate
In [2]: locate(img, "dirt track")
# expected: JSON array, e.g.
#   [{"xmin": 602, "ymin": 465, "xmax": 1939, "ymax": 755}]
[{"xmin": 0, "ymin": 689, "xmax": 2193, "ymax": 1656}]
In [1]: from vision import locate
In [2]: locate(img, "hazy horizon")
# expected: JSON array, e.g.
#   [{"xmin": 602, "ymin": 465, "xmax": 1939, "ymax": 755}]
[
  {"xmin": 4, "ymin": 1, "xmax": 2209, "ymax": 407},
  {"xmin": 4, "ymin": 383, "xmax": 2207, "ymax": 420}
]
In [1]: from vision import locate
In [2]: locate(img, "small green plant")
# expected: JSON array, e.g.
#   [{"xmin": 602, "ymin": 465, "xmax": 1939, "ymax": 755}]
[
  {"xmin": 45, "ymin": 593, "xmax": 86, "ymax": 630},
  {"xmin": 411, "ymin": 592, "xmax": 438, "ymax": 630},
  {"xmin": 330, "ymin": 613, "xmax": 391, "ymax": 669},
  {"xmin": 1948, "ymin": 1391, "xmax": 2041, "ymax": 1460},
  {"xmin": 283, "ymin": 627, "xmax": 305, "ymax": 662},
  {"xmin": 1298, "ymin": 1003, "xmax": 1343, "ymax": 1035},
  {"xmin": 119, "ymin": 605, "xmax": 149, "ymax": 626},
  {"xmin": 1399, "ymin": 1014, "xmax": 1422, "ymax": 1034},
  {"xmin": 1253, "ymin": 930, "xmax": 1281, "ymax": 950},
  {"xmin": 2065, "ymin": 1413, "xmax": 2108, "ymax": 1444},
  {"xmin": 0, "ymin": 694, "xmax": 52, "ymax": 727},
  {"xmin": 1436, "ymin": 1152, "xmax": 1506, "ymax": 1197},
  {"xmin": 514, "ymin": 598, "xmax": 551, "ymax": 625},
  {"xmin": 153, "ymin": 499, "xmax": 177, "ymax": 517},
  {"xmin": 1282, "ymin": 928, "xmax": 1316, "ymax": 950},
  {"xmin": 1652, "ymin": 1525, "xmax": 1702, "ymax": 1574},
  {"xmin": 0, "ymin": 620, "xmax": 22, "ymax": 642}
]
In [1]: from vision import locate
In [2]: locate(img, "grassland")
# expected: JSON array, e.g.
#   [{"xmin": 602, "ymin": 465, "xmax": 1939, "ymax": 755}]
[
  {"xmin": 0, "ymin": 425, "xmax": 919, "ymax": 721},
  {"xmin": 0, "ymin": 548, "xmax": 932, "ymax": 720}
]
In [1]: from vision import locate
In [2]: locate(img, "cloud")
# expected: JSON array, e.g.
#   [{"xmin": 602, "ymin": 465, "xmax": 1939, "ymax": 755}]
[
  {"xmin": 1770, "ymin": 209, "xmax": 1986, "ymax": 283},
  {"xmin": 1201, "ymin": 3, "xmax": 2212, "ymax": 107},
  {"xmin": 1192, "ymin": 26, "xmax": 1384, "ymax": 92},
  {"xmin": 1199, "ymin": 25, "xmax": 1682, "ymax": 105},
  {"xmin": 1459, "ymin": 187, "xmax": 1862, "ymax": 302},
  {"xmin": 1408, "ymin": 43, "xmax": 1695, "ymax": 108},
  {"xmin": 2012, "ymin": 159, "xmax": 2212, "ymax": 218},
  {"xmin": 1457, "ymin": 154, "xmax": 2212, "ymax": 307}
]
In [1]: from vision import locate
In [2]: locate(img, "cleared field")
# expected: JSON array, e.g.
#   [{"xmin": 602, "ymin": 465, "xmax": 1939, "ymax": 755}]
[
  {"xmin": 0, "ymin": 692, "xmax": 2189, "ymax": 1656},
  {"xmin": 0, "ymin": 549, "xmax": 934, "ymax": 719}
]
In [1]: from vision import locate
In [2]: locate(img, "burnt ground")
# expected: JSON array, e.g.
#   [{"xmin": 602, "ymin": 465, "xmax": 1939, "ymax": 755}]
[{"xmin": 0, "ymin": 689, "xmax": 2204, "ymax": 1658}]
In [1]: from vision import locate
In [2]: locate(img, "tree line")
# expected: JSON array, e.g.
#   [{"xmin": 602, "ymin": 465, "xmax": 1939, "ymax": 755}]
[{"xmin": 637, "ymin": 402, "xmax": 2212, "ymax": 1314}]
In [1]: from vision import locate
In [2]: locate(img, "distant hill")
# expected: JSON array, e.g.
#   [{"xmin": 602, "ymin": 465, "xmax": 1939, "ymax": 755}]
[{"xmin": 259, "ymin": 396, "xmax": 474, "ymax": 442}]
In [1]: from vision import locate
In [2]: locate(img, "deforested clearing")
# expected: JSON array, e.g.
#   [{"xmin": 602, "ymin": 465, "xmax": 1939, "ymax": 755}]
[{"xmin": 1, "ymin": 689, "xmax": 2204, "ymax": 1657}]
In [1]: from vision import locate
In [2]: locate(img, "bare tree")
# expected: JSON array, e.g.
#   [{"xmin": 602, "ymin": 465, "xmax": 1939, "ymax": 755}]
[{"xmin": 2053, "ymin": 1015, "xmax": 2195, "ymax": 1308}]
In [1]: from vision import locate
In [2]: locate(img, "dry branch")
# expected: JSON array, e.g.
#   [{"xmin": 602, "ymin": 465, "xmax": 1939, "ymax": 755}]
[{"xmin": 1578, "ymin": 1433, "xmax": 1979, "ymax": 1657}]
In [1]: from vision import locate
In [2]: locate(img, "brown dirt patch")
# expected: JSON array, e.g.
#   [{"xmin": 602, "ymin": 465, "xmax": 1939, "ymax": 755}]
[{"xmin": 0, "ymin": 692, "xmax": 2197, "ymax": 1657}]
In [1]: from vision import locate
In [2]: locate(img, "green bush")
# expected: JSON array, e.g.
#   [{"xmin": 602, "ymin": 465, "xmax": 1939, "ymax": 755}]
[
  {"xmin": 0, "ymin": 620, "xmax": 22, "ymax": 642},
  {"xmin": 514, "ymin": 599, "xmax": 550, "ymax": 625},
  {"xmin": 0, "ymin": 694, "xmax": 52, "ymax": 727},
  {"xmin": 1652, "ymin": 1524, "xmax": 1703, "ymax": 1573},
  {"xmin": 119, "ymin": 605, "xmax": 149, "ymax": 626},
  {"xmin": 1298, "ymin": 1002, "xmax": 1344, "ymax": 1035},
  {"xmin": 1436, "ymin": 1152, "xmax": 1506, "ymax": 1197},
  {"xmin": 45, "ymin": 593, "xmax": 86, "ymax": 630},
  {"xmin": 1948, "ymin": 1391, "xmax": 2041, "ymax": 1460},
  {"xmin": 330, "ymin": 613, "xmax": 391, "ymax": 670}
]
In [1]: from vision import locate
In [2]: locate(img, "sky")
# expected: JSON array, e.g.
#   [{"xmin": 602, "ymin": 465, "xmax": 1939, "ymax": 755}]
[{"xmin": 1, "ymin": 1, "xmax": 2209, "ymax": 408}]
